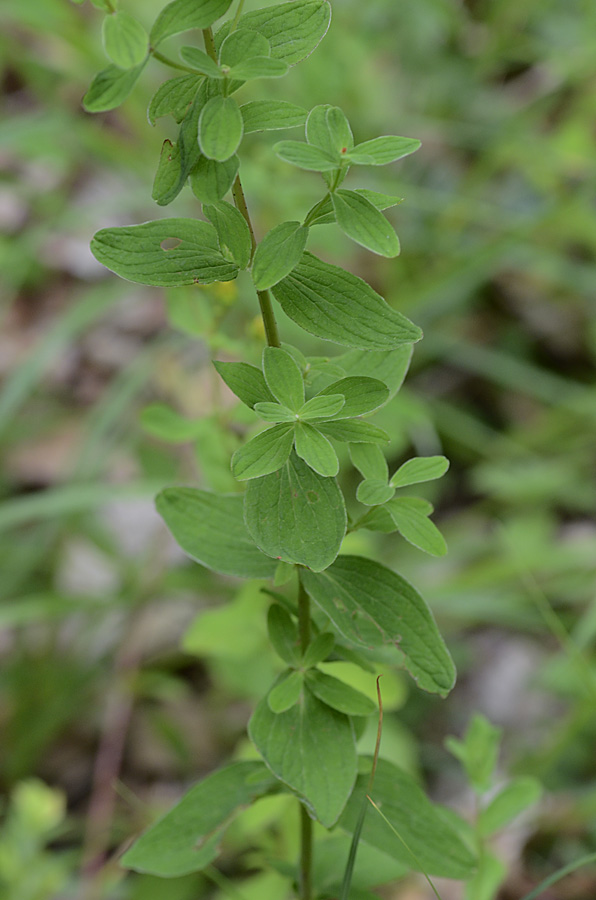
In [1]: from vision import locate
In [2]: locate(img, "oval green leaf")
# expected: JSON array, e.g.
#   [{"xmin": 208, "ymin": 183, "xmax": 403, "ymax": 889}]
[
  {"xmin": 156, "ymin": 488, "xmax": 277, "ymax": 579},
  {"xmin": 231, "ymin": 424, "xmax": 294, "ymax": 481},
  {"xmin": 332, "ymin": 189, "xmax": 400, "ymax": 258},
  {"xmin": 244, "ymin": 451, "xmax": 347, "ymax": 571},
  {"xmin": 190, "ymin": 154, "xmax": 239, "ymax": 203},
  {"xmin": 295, "ymin": 423, "xmax": 339, "ymax": 477},
  {"xmin": 306, "ymin": 670, "xmax": 376, "ymax": 716},
  {"xmin": 151, "ymin": 0, "xmax": 233, "ymax": 46},
  {"xmin": 102, "ymin": 11, "xmax": 148, "ymax": 69},
  {"xmin": 199, "ymin": 96, "xmax": 244, "ymax": 161},
  {"xmin": 268, "ymin": 670, "xmax": 303, "ymax": 713},
  {"xmin": 91, "ymin": 218, "xmax": 238, "ymax": 286},
  {"xmin": 241, "ymin": 100, "xmax": 308, "ymax": 133},
  {"xmin": 390, "ymin": 455, "xmax": 450, "ymax": 488},
  {"xmin": 252, "ymin": 221, "xmax": 309, "ymax": 290},
  {"xmin": 271, "ymin": 253, "xmax": 422, "ymax": 350},
  {"xmin": 301, "ymin": 555, "xmax": 456, "ymax": 695},
  {"xmin": 348, "ymin": 135, "xmax": 421, "ymax": 166},
  {"xmin": 263, "ymin": 346, "xmax": 305, "ymax": 410}
]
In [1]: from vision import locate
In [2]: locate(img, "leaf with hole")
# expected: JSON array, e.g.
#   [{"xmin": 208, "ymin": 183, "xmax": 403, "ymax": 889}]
[
  {"xmin": 213, "ymin": 360, "xmax": 275, "ymax": 408},
  {"xmin": 249, "ymin": 682, "xmax": 356, "ymax": 827},
  {"xmin": 102, "ymin": 11, "xmax": 148, "ymax": 69},
  {"xmin": 271, "ymin": 253, "xmax": 422, "ymax": 350},
  {"xmin": 151, "ymin": 0, "xmax": 233, "ymax": 46},
  {"xmin": 121, "ymin": 761, "xmax": 277, "ymax": 876},
  {"xmin": 91, "ymin": 218, "xmax": 238, "ymax": 286},
  {"xmin": 231, "ymin": 424, "xmax": 294, "ymax": 481},
  {"xmin": 203, "ymin": 201, "xmax": 252, "ymax": 268},
  {"xmin": 199, "ymin": 96, "xmax": 244, "ymax": 161},
  {"xmin": 252, "ymin": 222, "xmax": 309, "ymax": 290},
  {"xmin": 156, "ymin": 488, "xmax": 277, "ymax": 578},
  {"xmin": 244, "ymin": 452, "xmax": 346, "ymax": 571},
  {"xmin": 241, "ymin": 100, "xmax": 308, "ymax": 133},
  {"xmin": 301, "ymin": 555, "xmax": 455, "ymax": 695}
]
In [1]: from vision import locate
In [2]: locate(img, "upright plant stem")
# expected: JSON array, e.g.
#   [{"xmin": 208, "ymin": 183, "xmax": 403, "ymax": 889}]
[
  {"xmin": 203, "ymin": 27, "xmax": 281, "ymax": 348},
  {"xmin": 298, "ymin": 573, "xmax": 313, "ymax": 900}
]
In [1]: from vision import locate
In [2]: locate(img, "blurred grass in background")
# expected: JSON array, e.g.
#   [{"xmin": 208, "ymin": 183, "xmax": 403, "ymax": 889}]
[{"xmin": 1, "ymin": 0, "xmax": 596, "ymax": 898}]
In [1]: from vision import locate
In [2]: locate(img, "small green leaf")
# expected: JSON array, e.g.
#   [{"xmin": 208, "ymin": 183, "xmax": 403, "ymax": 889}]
[
  {"xmin": 386, "ymin": 497, "xmax": 447, "ymax": 556},
  {"xmin": 301, "ymin": 556, "xmax": 456, "ymax": 695},
  {"xmin": 298, "ymin": 394, "xmax": 345, "ymax": 421},
  {"xmin": 203, "ymin": 200, "xmax": 252, "ymax": 268},
  {"xmin": 326, "ymin": 106, "xmax": 354, "ymax": 154},
  {"xmin": 464, "ymin": 853, "xmax": 506, "ymax": 900},
  {"xmin": 249, "ymin": 683, "xmax": 356, "ymax": 827},
  {"xmin": 267, "ymin": 605, "xmax": 299, "ymax": 665},
  {"xmin": 390, "ymin": 455, "xmax": 450, "ymax": 488},
  {"xmin": 295, "ymin": 423, "xmax": 339, "ymax": 477},
  {"xmin": 102, "ymin": 11, "xmax": 148, "ymax": 69},
  {"xmin": 319, "ymin": 377, "xmax": 388, "ymax": 417},
  {"xmin": 156, "ymin": 488, "xmax": 277, "ymax": 579},
  {"xmin": 274, "ymin": 141, "xmax": 337, "ymax": 171},
  {"xmin": 252, "ymin": 222, "xmax": 309, "ymax": 291},
  {"xmin": 306, "ymin": 670, "xmax": 376, "ymax": 716},
  {"xmin": 199, "ymin": 96, "xmax": 244, "ymax": 161},
  {"xmin": 190, "ymin": 154, "xmax": 239, "ymax": 203},
  {"xmin": 215, "ymin": 0, "xmax": 331, "ymax": 65},
  {"xmin": 271, "ymin": 253, "xmax": 422, "ymax": 350},
  {"xmin": 151, "ymin": 140, "xmax": 182, "ymax": 206},
  {"xmin": 140, "ymin": 403, "xmax": 201, "ymax": 442},
  {"xmin": 83, "ymin": 61, "xmax": 146, "ymax": 112},
  {"xmin": 254, "ymin": 402, "xmax": 296, "ymax": 423},
  {"xmin": 357, "ymin": 480, "xmax": 395, "ymax": 506},
  {"xmin": 148, "ymin": 74, "xmax": 201, "ymax": 125},
  {"xmin": 445, "ymin": 714, "xmax": 502, "ymax": 794},
  {"xmin": 241, "ymin": 100, "xmax": 308, "ymax": 133},
  {"xmin": 348, "ymin": 136, "xmax": 421, "ymax": 166},
  {"xmin": 349, "ymin": 444, "xmax": 388, "ymax": 482},
  {"xmin": 479, "ymin": 777, "xmax": 542, "ymax": 838},
  {"xmin": 354, "ymin": 188, "xmax": 402, "ymax": 210},
  {"xmin": 91, "ymin": 218, "xmax": 238, "ymax": 286},
  {"xmin": 339, "ymin": 758, "xmax": 477, "ymax": 878},
  {"xmin": 332, "ymin": 189, "xmax": 400, "ymax": 258},
  {"xmin": 121, "ymin": 762, "xmax": 276, "ymax": 876},
  {"xmin": 306, "ymin": 104, "xmax": 353, "ymax": 161},
  {"xmin": 244, "ymin": 451, "xmax": 346, "ymax": 571},
  {"xmin": 213, "ymin": 360, "xmax": 275, "ymax": 408},
  {"xmin": 268, "ymin": 670, "xmax": 303, "ymax": 713},
  {"xmin": 318, "ymin": 420, "xmax": 389, "ymax": 444},
  {"xmin": 231, "ymin": 424, "xmax": 294, "ymax": 481},
  {"xmin": 179, "ymin": 46, "xmax": 223, "ymax": 78},
  {"xmin": 151, "ymin": 0, "xmax": 233, "ymax": 46},
  {"xmin": 230, "ymin": 56, "xmax": 288, "ymax": 79},
  {"xmin": 220, "ymin": 29, "xmax": 270, "ymax": 65},
  {"xmin": 302, "ymin": 632, "xmax": 335, "ymax": 668},
  {"xmin": 263, "ymin": 346, "xmax": 305, "ymax": 410}
]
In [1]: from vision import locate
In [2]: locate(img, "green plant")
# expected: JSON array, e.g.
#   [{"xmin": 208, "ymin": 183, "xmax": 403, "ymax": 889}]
[{"xmin": 84, "ymin": 0, "xmax": 476, "ymax": 896}]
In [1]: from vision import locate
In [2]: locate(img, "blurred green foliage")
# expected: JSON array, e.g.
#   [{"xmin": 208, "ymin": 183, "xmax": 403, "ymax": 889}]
[{"xmin": 1, "ymin": 0, "xmax": 596, "ymax": 896}]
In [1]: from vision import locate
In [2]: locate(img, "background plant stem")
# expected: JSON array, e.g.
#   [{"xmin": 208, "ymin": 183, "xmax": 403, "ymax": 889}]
[{"xmin": 298, "ymin": 573, "xmax": 313, "ymax": 900}]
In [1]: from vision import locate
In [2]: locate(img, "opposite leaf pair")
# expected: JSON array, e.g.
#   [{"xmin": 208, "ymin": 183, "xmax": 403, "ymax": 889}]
[{"xmin": 216, "ymin": 346, "xmax": 390, "ymax": 479}]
